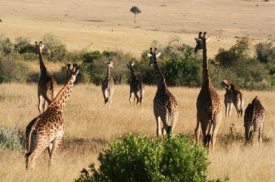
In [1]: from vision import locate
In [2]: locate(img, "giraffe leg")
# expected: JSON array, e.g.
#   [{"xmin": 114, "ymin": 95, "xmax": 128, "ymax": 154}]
[
  {"xmin": 200, "ymin": 121, "xmax": 208, "ymax": 148},
  {"xmin": 129, "ymin": 92, "xmax": 133, "ymax": 104},
  {"xmin": 134, "ymin": 92, "xmax": 139, "ymax": 105},
  {"xmin": 225, "ymin": 102, "xmax": 228, "ymax": 117},
  {"xmin": 155, "ymin": 116, "xmax": 161, "ymax": 138},
  {"xmin": 195, "ymin": 123, "xmax": 201, "ymax": 143},
  {"xmin": 195, "ymin": 114, "xmax": 201, "ymax": 143},
  {"xmin": 228, "ymin": 103, "xmax": 233, "ymax": 117},
  {"xmin": 49, "ymin": 136, "xmax": 62, "ymax": 167},
  {"xmin": 258, "ymin": 124, "xmax": 263, "ymax": 144},
  {"xmin": 26, "ymin": 140, "xmax": 48, "ymax": 170}
]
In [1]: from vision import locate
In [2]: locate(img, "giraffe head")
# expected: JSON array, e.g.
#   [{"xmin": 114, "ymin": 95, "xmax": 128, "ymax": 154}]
[
  {"xmin": 194, "ymin": 32, "xmax": 209, "ymax": 53},
  {"xmin": 35, "ymin": 41, "xmax": 44, "ymax": 54},
  {"xmin": 105, "ymin": 60, "xmax": 114, "ymax": 68},
  {"xmin": 221, "ymin": 80, "xmax": 230, "ymax": 89},
  {"xmin": 147, "ymin": 47, "xmax": 161, "ymax": 66},
  {"xmin": 69, "ymin": 65, "xmax": 80, "ymax": 83},
  {"xmin": 66, "ymin": 63, "xmax": 78, "ymax": 79},
  {"xmin": 127, "ymin": 61, "xmax": 135, "ymax": 69}
]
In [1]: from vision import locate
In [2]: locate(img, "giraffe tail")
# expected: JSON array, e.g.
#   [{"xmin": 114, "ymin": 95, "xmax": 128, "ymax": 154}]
[
  {"xmin": 168, "ymin": 109, "xmax": 179, "ymax": 135},
  {"xmin": 25, "ymin": 118, "xmax": 37, "ymax": 158}
]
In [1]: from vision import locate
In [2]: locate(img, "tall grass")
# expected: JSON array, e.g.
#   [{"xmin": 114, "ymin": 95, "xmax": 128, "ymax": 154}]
[{"xmin": 0, "ymin": 83, "xmax": 274, "ymax": 181}]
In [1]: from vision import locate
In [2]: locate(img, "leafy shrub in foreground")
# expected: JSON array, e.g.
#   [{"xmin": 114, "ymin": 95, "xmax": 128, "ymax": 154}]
[
  {"xmin": 75, "ymin": 134, "xmax": 209, "ymax": 182},
  {"xmin": 0, "ymin": 127, "xmax": 25, "ymax": 150}
]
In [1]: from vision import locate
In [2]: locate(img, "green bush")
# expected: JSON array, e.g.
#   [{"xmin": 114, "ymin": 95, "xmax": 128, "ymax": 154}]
[
  {"xmin": 215, "ymin": 37, "xmax": 250, "ymax": 67},
  {"xmin": 0, "ymin": 34, "xmax": 13, "ymax": 56},
  {"xmin": 0, "ymin": 127, "xmax": 25, "ymax": 150},
  {"xmin": 82, "ymin": 51, "xmax": 135, "ymax": 85},
  {"xmin": 255, "ymin": 41, "xmax": 275, "ymax": 63},
  {"xmin": 164, "ymin": 45, "xmax": 201, "ymax": 86},
  {"xmin": 75, "ymin": 134, "xmax": 209, "ymax": 182},
  {"xmin": 0, "ymin": 58, "xmax": 30, "ymax": 83},
  {"xmin": 139, "ymin": 44, "xmax": 201, "ymax": 86},
  {"xmin": 14, "ymin": 36, "xmax": 36, "ymax": 54},
  {"xmin": 42, "ymin": 33, "xmax": 67, "ymax": 62}
]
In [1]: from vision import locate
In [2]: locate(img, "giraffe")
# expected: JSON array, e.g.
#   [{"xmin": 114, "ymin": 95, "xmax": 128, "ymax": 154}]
[
  {"xmin": 102, "ymin": 61, "xmax": 115, "ymax": 108},
  {"xmin": 221, "ymin": 80, "xmax": 244, "ymax": 118},
  {"xmin": 25, "ymin": 67, "xmax": 80, "ymax": 169},
  {"xmin": 127, "ymin": 61, "xmax": 145, "ymax": 106},
  {"xmin": 244, "ymin": 96, "xmax": 265, "ymax": 145},
  {"xmin": 148, "ymin": 48, "xmax": 179, "ymax": 137},
  {"xmin": 36, "ymin": 41, "xmax": 58, "ymax": 113},
  {"xmin": 194, "ymin": 32, "xmax": 222, "ymax": 150}
]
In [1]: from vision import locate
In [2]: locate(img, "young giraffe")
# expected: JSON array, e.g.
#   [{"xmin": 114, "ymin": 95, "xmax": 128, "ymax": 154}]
[
  {"xmin": 148, "ymin": 48, "xmax": 179, "ymax": 137},
  {"xmin": 194, "ymin": 32, "xmax": 222, "ymax": 150},
  {"xmin": 221, "ymin": 80, "xmax": 244, "ymax": 118},
  {"xmin": 102, "ymin": 61, "xmax": 115, "ymax": 108},
  {"xmin": 244, "ymin": 96, "xmax": 265, "ymax": 145},
  {"xmin": 127, "ymin": 61, "xmax": 145, "ymax": 106},
  {"xmin": 25, "ymin": 67, "xmax": 80, "ymax": 169},
  {"xmin": 66, "ymin": 63, "xmax": 78, "ymax": 80},
  {"xmin": 36, "ymin": 41, "xmax": 58, "ymax": 113}
]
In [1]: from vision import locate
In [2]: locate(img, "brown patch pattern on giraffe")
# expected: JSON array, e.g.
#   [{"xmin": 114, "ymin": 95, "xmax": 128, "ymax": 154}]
[
  {"xmin": 148, "ymin": 48, "xmax": 179, "ymax": 137},
  {"xmin": 221, "ymin": 80, "xmax": 244, "ymax": 118},
  {"xmin": 25, "ymin": 66, "xmax": 80, "ymax": 169},
  {"xmin": 194, "ymin": 32, "xmax": 222, "ymax": 150},
  {"xmin": 127, "ymin": 61, "xmax": 145, "ymax": 106},
  {"xmin": 102, "ymin": 61, "xmax": 115, "ymax": 108},
  {"xmin": 36, "ymin": 41, "xmax": 58, "ymax": 113},
  {"xmin": 244, "ymin": 96, "xmax": 265, "ymax": 145}
]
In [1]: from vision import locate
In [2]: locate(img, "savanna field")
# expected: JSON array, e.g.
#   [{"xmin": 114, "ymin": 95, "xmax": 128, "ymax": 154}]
[
  {"xmin": 1, "ymin": 0, "xmax": 275, "ymax": 181},
  {"xmin": 0, "ymin": 84, "xmax": 274, "ymax": 181}
]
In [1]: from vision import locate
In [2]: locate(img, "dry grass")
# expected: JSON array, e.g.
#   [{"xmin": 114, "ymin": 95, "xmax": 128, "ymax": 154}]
[
  {"xmin": 0, "ymin": 83, "xmax": 274, "ymax": 181},
  {"xmin": 1, "ymin": 0, "xmax": 275, "ymax": 58}
]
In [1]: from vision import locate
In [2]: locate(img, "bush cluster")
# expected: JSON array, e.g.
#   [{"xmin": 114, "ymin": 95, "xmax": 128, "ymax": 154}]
[
  {"xmin": 75, "ymin": 134, "xmax": 209, "ymax": 182},
  {"xmin": 213, "ymin": 37, "xmax": 275, "ymax": 90},
  {"xmin": 0, "ymin": 58, "xmax": 30, "ymax": 83},
  {"xmin": 0, "ymin": 127, "xmax": 25, "ymax": 150},
  {"xmin": 0, "ymin": 33, "xmax": 275, "ymax": 90}
]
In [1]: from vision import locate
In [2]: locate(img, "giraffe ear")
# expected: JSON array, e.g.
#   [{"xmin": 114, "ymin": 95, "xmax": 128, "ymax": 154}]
[
  {"xmin": 147, "ymin": 53, "xmax": 152, "ymax": 57},
  {"xmin": 74, "ymin": 69, "xmax": 80, "ymax": 76},
  {"xmin": 131, "ymin": 62, "xmax": 135, "ymax": 66},
  {"xmin": 156, "ymin": 52, "xmax": 161, "ymax": 58}
]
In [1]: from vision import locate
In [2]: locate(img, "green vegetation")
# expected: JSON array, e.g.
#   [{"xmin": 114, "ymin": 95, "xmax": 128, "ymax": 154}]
[
  {"xmin": 0, "ymin": 34, "xmax": 275, "ymax": 90},
  {"xmin": 75, "ymin": 134, "xmax": 212, "ymax": 182},
  {"xmin": 0, "ymin": 127, "xmax": 25, "ymax": 150}
]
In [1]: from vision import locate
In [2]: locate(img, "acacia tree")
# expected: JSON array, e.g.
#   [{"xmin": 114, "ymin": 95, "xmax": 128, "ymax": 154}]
[{"xmin": 130, "ymin": 6, "xmax": 141, "ymax": 23}]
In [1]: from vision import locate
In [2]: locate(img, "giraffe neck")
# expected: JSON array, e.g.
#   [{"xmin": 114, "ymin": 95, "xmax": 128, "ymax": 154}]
[
  {"xmin": 107, "ymin": 66, "xmax": 111, "ymax": 80},
  {"xmin": 38, "ymin": 51, "xmax": 48, "ymax": 77},
  {"xmin": 202, "ymin": 39, "xmax": 211, "ymax": 87},
  {"xmin": 129, "ymin": 66, "xmax": 137, "ymax": 80},
  {"xmin": 49, "ymin": 76, "xmax": 76, "ymax": 112},
  {"xmin": 153, "ymin": 63, "xmax": 167, "ymax": 90}
]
